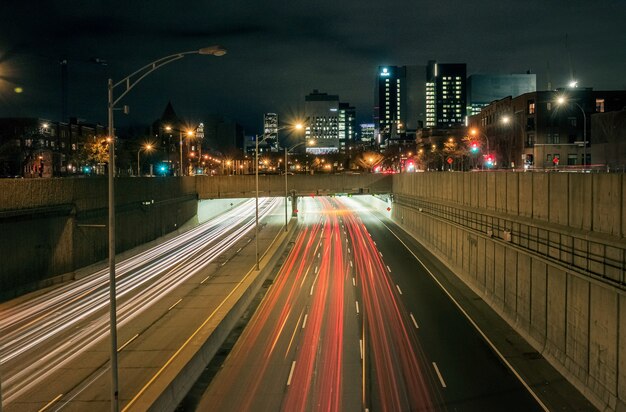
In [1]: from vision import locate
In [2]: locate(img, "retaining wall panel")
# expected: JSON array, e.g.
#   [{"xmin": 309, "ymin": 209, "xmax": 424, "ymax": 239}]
[
  {"xmin": 588, "ymin": 284, "xmax": 618, "ymax": 404},
  {"xmin": 566, "ymin": 275, "xmax": 590, "ymax": 382},
  {"xmin": 530, "ymin": 259, "xmax": 547, "ymax": 344}
]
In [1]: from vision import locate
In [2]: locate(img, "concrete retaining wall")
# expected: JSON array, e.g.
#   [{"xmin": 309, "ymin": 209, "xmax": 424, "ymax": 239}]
[
  {"xmin": 196, "ymin": 174, "xmax": 393, "ymax": 199},
  {"xmin": 391, "ymin": 172, "xmax": 626, "ymax": 411},
  {"xmin": 0, "ymin": 177, "xmax": 197, "ymax": 300}
]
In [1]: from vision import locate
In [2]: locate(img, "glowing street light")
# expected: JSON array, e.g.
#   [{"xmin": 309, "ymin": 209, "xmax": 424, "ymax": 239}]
[
  {"xmin": 106, "ymin": 45, "xmax": 225, "ymax": 412},
  {"xmin": 284, "ymin": 136, "xmax": 313, "ymax": 231},
  {"xmin": 137, "ymin": 143, "xmax": 153, "ymax": 177},
  {"xmin": 556, "ymin": 95, "xmax": 587, "ymax": 171},
  {"xmin": 254, "ymin": 121, "xmax": 305, "ymax": 268}
]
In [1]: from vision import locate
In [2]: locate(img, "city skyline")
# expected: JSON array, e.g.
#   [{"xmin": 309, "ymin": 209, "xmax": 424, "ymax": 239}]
[{"xmin": 1, "ymin": 1, "xmax": 625, "ymax": 133}]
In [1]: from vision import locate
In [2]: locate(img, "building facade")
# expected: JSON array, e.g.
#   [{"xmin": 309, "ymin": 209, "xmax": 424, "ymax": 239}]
[
  {"xmin": 468, "ymin": 88, "xmax": 626, "ymax": 169},
  {"xmin": 304, "ymin": 90, "xmax": 340, "ymax": 154},
  {"xmin": 263, "ymin": 113, "xmax": 279, "ymax": 151},
  {"xmin": 426, "ymin": 61, "xmax": 466, "ymax": 128},
  {"xmin": 375, "ymin": 65, "xmax": 426, "ymax": 142},
  {"xmin": 0, "ymin": 117, "xmax": 106, "ymax": 177},
  {"xmin": 338, "ymin": 103, "xmax": 356, "ymax": 153},
  {"xmin": 467, "ymin": 73, "xmax": 537, "ymax": 116}
]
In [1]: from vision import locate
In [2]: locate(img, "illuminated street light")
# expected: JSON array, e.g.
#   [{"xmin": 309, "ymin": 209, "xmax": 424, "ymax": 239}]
[
  {"xmin": 470, "ymin": 128, "xmax": 491, "ymax": 169},
  {"xmin": 255, "ymin": 122, "xmax": 305, "ymax": 267},
  {"xmin": 106, "ymin": 45, "xmax": 225, "ymax": 412},
  {"xmin": 285, "ymin": 137, "xmax": 314, "ymax": 231},
  {"xmin": 137, "ymin": 143, "xmax": 153, "ymax": 177},
  {"xmin": 556, "ymin": 95, "xmax": 587, "ymax": 171}
]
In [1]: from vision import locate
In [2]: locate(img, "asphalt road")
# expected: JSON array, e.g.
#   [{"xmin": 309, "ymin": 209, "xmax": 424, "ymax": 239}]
[
  {"xmin": 199, "ymin": 195, "xmax": 543, "ymax": 411},
  {"xmin": 0, "ymin": 198, "xmax": 281, "ymax": 411}
]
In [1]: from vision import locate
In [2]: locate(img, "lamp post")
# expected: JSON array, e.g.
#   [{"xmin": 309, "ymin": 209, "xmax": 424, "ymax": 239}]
[
  {"xmin": 557, "ymin": 96, "xmax": 587, "ymax": 171},
  {"xmin": 284, "ymin": 136, "xmax": 313, "ymax": 232},
  {"xmin": 106, "ymin": 45, "xmax": 225, "ymax": 412},
  {"xmin": 179, "ymin": 129, "xmax": 194, "ymax": 176},
  {"xmin": 469, "ymin": 128, "xmax": 491, "ymax": 169},
  {"xmin": 254, "ymin": 123, "xmax": 304, "ymax": 268},
  {"xmin": 137, "ymin": 143, "xmax": 153, "ymax": 177}
]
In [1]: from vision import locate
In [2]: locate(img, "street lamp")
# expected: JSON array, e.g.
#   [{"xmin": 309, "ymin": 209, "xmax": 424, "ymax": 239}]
[
  {"xmin": 179, "ymin": 129, "xmax": 194, "ymax": 176},
  {"xmin": 254, "ymin": 122, "xmax": 304, "ymax": 268},
  {"xmin": 106, "ymin": 45, "xmax": 225, "ymax": 412},
  {"xmin": 556, "ymin": 95, "xmax": 587, "ymax": 171},
  {"xmin": 137, "ymin": 143, "xmax": 153, "ymax": 177},
  {"xmin": 470, "ymin": 128, "xmax": 491, "ymax": 169},
  {"xmin": 285, "ymin": 135, "xmax": 313, "ymax": 232}
]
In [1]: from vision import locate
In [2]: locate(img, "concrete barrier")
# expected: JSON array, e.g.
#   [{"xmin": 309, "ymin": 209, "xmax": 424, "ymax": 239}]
[
  {"xmin": 0, "ymin": 177, "xmax": 197, "ymax": 301},
  {"xmin": 391, "ymin": 172, "xmax": 626, "ymax": 411}
]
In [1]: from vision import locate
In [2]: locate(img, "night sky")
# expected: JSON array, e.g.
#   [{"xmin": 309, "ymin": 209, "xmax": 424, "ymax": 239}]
[{"xmin": 1, "ymin": 0, "xmax": 625, "ymax": 134}]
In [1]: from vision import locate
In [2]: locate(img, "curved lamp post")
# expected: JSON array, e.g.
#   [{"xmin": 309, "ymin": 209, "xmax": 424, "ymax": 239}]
[
  {"xmin": 137, "ymin": 143, "xmax": 153, "ymax": 176},
  {"xmin": 284, "ymin": 136, "xmax": 314, "ymax": 231},
  {"xmin": 254, "ymin": 123, "xmax": 304, "ymax": 269},
  {"xmin": 469, "ymin": 128, "xmax": 492, "ymax": 169},
  {"xmin": 106, "ymin": 45, "xmax": 225, "ymax": 412}
]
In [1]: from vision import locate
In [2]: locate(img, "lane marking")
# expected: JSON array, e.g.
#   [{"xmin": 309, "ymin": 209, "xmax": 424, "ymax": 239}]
[
  {"xmin": 285, "ymin": 311, "xmax": 304, "ymax": 358},
  {"xmin": 350, "ymin": 261, "xmax": 353, "ymax": 268},
  {"xmin": 38, "ymin": 394, "xmax": 63, "ymax": 412},
  {"xmin": 376, "ymin": 217, "xmax": 550, "ymax": 412},
  {"xmin": 236, "ymin": 247, "xmax": 242, "ymax": 253},
  {"xmin": 310, "ymin": 283, "xmax": 315, "ymax": 296},
  {"xmin": 118, "ymin": 334, "xmax": 139, "ymax": 352},
  {"xmin": 200, "ymin": 275, "xmax": 211, "ymax": 284},
  {"xmin": 315, "ymin": 266, "xmax": 318, "ymax": 274},
  {"xmin": 302, "ymin": 314, "xmax": 308, "ymax": 329},
  {"xmin": 410, "ymin": 313, "xmax": 419, "ymax": 329},
  {"xmin": 355, "ymin": 301, "xmax": 360, "ymax": 314},
  {"xmin": 396, "ymin": 284, "xmax": 403, "ymax": 295},
  {"xmin": 386, "ymin": 265, "xmax": 391, "ymax": 272},
  {"xmin": 352, "ymin": 277, "xmax": 356, "ymax": 287},
  {"xmin": 124, "ymin": 261, "xmax": 264, "ymax": 411},
  {"xmin": 287, "ymin": 361, "xmax": 297, "ymax": 386},
  {"xmin": 347, "ymin": 247, "xmax": 351, "ymax": 254},
  {"xmin": 168, "ymin": 298, "xmax": 182, "ymax": 311},
  {"xmin": 318, "ymin": 252, "xmax": 320, "ymax": 258},
  {"xmin": 433, "ymin": 362, "xmax": 447, "ymax": 388},
  {"xmin": 378, "ymin": 251, "xmax": 383, "ymax": 257}
]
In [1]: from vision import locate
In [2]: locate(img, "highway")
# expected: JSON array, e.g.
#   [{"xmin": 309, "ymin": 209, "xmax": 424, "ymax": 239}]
[
  {"xmin": 198, "ymin": 196, "xmax": 543, "ymax": 411},
  {"xmin": 0, "ymin": 198, "xmax": 280, "ymax": 411}
]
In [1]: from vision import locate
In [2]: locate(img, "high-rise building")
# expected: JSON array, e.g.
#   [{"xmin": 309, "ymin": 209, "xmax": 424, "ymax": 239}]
[
  {"xmin": 467, "ymin": 74, "xmax": 536, "ymax": 116},
  {"xmin": 375, "ymin": 65, "xmax": 426, "ymax": 141},
  {"xmin": 304, "ymin": 90, "xmax": 340, "ymax": 154},
  {"xmin": 426, "ymin": 61, "xmax": 466, "ymax": 128},
  {"xmin": 338, "ymin": 102, "xmax": 356, "ymax": 152},
  {"xmin": 360, "ymin": 123, "xmax": 375, "ymax": 143},
  {"xmin": 263, "ymin": 113, "xmax": 279, "ymax": 151}
]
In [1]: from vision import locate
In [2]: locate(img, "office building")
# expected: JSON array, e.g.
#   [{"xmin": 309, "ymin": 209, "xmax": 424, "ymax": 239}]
[
  {"xmin": 426, "ymin": 61, "xmax": 466, "ymax": 128},
  {"xmin": 467, "ymin": 74, "xmax": 536, "ymax": 116},
  {"xmin": 263, "ymin": 113, "xmax": 279, "ymax": 151},
  {"xmin": 375, "ymin": 65, "xmax": 426, "ymax": 141},
  {"xmin": 360, "ymin": 123, "xmax": 375, "ymax": 143},
  {"xmin": 304, "ymin": 90, "xmax": 340, "ymax": 154},
  {"xmin": 338, "ymin": 103, "xmax": 356, "ymax": 152}
]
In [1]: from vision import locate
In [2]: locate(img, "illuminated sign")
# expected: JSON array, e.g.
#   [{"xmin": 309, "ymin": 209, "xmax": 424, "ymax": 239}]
[{"xmin": 380, "ymin": 67, "xmax": 390, "ymax": 77}]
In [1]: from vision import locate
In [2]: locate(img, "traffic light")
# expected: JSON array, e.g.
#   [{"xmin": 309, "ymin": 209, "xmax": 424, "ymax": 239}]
[
  {"xmin": 485, "ymin": 155, "xmax": 494, "ymax": 167},
  {"xmin": 470, "ymin": 142, "xmax": 479, "ymax": 153}
]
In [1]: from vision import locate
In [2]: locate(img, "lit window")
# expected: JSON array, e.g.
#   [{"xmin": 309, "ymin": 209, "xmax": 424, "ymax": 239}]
[
  {"xmin": 528, "ymin": 100, "xmax": 536, "ymax": 115},
  {"xmin": 596, "ymin": 98, "xmax": 605, "ymax": 112}
]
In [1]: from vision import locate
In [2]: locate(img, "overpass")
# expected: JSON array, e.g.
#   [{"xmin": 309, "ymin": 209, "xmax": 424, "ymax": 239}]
[
  {"xmin": 1, "ymin": 172, "xmax": 625, "ymax": 411},
  {"xmin": 195, "ymin": 173, "xmax": 392, "ymax": 199}
]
